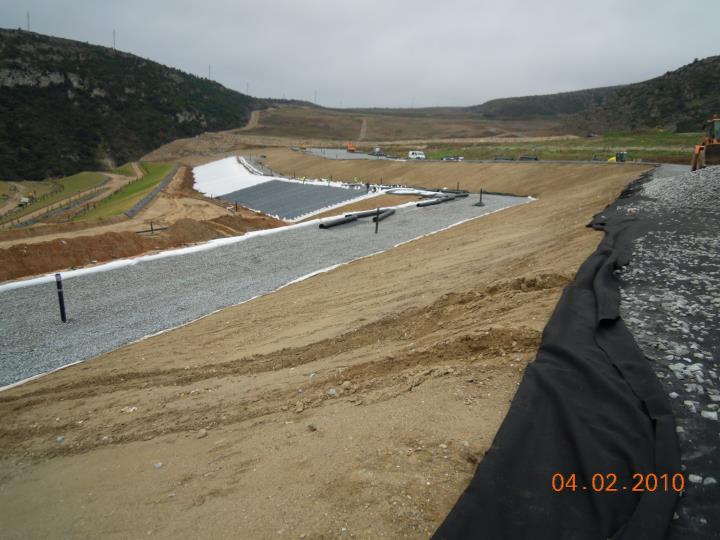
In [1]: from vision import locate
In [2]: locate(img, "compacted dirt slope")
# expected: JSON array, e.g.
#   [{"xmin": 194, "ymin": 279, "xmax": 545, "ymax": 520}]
[{"xmin": 0, "ymin": 160, "xmax": 649, "ymax": 539}]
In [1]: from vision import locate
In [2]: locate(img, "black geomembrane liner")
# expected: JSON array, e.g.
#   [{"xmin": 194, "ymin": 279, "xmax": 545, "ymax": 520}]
[{"xmin": 434, "ymin": 177, "xmax": 681, "ymax": 539}]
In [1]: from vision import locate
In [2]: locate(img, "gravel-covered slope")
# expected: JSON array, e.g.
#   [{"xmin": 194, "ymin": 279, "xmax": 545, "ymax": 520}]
[
  {"xmin": 0, "ymin": 194, "xmax": 528, "ymax": 388},
  {"xmin": 618, "ymin": 165, "xmax": 719, "ymax": 538}
]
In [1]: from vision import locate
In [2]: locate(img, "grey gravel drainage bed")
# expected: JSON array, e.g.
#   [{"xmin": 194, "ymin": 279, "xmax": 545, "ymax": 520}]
[
  {"xmin": 0, "ymin": 194, "xmax": 530, "ymax": 388},
  {"xmin": 617, "ymin": 165, "xmax": 720, "ymax": 537}
]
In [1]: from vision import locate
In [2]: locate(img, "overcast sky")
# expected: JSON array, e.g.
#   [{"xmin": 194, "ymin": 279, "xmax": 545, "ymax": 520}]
[{"xmin": 2, "ymin": 1, "xmax": 719, "ymax": 108}]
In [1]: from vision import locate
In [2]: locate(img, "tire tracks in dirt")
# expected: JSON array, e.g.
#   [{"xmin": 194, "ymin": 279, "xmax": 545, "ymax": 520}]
[{"xmin": 0, "ymin": 273, "xmax": 566, "ymax": 459}]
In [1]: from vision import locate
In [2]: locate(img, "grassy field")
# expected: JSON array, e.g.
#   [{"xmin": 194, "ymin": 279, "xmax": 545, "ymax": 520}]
[
  {"xmin": 111, "ymin": 163, "xmax": 137, "ymax": 177},
  {"xmin": 425, "ymin": 131, "xmax": 700, "ymax": 163},
  {"xmin": 77, "ymin": 162, "xmax": 173, "ymax": 221},
  {"xmin": 243, "ymin": 105, "xmax": 563, "ymax": 141},
  {"xmin": 18, "ymin": 181, "xmax": 56, "ymax": 200},
  {"xmin": 0, "ymin": 173, "xmax": 107, "ymax": 223}
]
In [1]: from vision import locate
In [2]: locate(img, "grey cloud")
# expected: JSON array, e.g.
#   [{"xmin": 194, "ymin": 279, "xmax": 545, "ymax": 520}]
[{"xmin": 2, "ymin": 0, "xmax": 718, "ymax": 107}]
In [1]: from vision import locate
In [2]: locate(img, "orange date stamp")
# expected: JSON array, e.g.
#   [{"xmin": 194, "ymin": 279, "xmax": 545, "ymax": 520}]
[{"xmin": 551, "ymin": 473, "xmax": 685, "ymax": 493}]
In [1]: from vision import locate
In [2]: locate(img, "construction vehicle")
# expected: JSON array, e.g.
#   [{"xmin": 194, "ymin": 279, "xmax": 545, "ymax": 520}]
[
  {"xmin": 346, "ymin": 142, "xmax": 357, "ymax": 153},
  {"xmin": 691, "ymin": 117, "xmax": 720, "ymax": 171},
  {"xmin": 607, "ymin": 151, "xmax": 628, "ymax": 163}
]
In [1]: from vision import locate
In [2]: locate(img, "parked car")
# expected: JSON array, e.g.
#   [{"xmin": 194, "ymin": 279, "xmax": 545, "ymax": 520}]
[
  {"xmin": 408, "ymin": 150, "xmax": 426, "ymax": 160},
  {"xmin": 519, "ymin": 155, "xmax": 539, "ymax": 161},
  {"xmin": 441, "ymin": 155, "xmax": 465, "ymax": 162},
  {"xmin": 369, "ymin": 147, "xmax": 385, "ymax": 157}
]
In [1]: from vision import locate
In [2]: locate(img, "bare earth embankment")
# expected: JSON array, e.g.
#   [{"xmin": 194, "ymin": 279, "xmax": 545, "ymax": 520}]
[
  {"xmin": 0, "ymin": 167, "xmax": 284, "ymax": 281},
  {"xmin": 0, "ymin": 158, "xmax": 649, "ymax": 538}
]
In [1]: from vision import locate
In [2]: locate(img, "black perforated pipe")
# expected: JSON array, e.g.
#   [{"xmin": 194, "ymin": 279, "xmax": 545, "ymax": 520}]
[{"xmin": 318, "ymin": 215, "xmax": 359, "ymax": 229}]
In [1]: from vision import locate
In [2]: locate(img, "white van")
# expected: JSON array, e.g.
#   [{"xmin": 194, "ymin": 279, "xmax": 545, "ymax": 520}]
[{"xmin": 408, "ymin": 150, "xmax": 426, "ymax": 160}]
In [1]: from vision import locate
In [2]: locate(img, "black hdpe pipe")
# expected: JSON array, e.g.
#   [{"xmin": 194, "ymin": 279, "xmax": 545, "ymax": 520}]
[
  {"xmin": 417, "ymin": 198, "xmax": 445, "ymax": 207},
  {"xmin": 319, "ymin": 215, "xmax": 358, "ymax": 229},
  {"xmin": 439, "ymin": 189, "xmax": 469, "ymax": 195},
  {"xmin": 418, "ymin": 194, "xmax": 460, "ymax": 207},
  {"xmin": 372, "ymin": 209, "xmax": 395, "ymax": 223},
  {"xmin": 345, "ymin": 208, "xmax": 389, "ymax": 218}
]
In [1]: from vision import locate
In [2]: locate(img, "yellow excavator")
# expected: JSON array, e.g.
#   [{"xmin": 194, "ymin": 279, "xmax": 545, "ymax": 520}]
[{"xmin": 691, "ymin": 117, "xmax": 720, "ymax": 171}]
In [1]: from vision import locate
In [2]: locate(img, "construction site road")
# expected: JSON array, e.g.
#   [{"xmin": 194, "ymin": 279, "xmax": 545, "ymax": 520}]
[{"xmin": 0, "ymin": 194, "xmax": 528, "ymax": 388}]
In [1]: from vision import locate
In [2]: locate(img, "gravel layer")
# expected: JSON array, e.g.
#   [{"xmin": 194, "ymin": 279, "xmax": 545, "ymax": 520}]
[
  {"xmin": 617, "ymin": 165, "xmax": 719, "ymax": 538},
  {"xmin": 219, "ymin": 179, "xmax": 368, "ymax": 220},
  {"xmin": 0, "ymin": 194, "xmax": 529, "ymax": 388}
]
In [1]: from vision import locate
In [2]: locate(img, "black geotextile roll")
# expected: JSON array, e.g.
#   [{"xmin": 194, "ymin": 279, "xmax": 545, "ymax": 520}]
[{"xmin": 433, "ymin": 188, "xmax": 681, "ymax": 539}]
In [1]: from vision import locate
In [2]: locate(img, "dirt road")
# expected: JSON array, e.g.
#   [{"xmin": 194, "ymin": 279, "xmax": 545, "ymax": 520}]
[
  {"xmin": 0, "ymin": 182, "xmax": 25, "ymax": 216},
  {"xmin": 244, "ymin": 110, "xmax": 261, "ymax": 130},
  {"xmin": 0, "ymin": 159, "xmax": 649, "ymax": 538},
  {"xmin": 359, "ymin": 117, "xmax": 368, "ymax": 140}
]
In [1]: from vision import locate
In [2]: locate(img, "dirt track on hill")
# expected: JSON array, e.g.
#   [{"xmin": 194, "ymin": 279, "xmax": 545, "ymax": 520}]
[
  {"xmin": 241, "ymin": 110, "xmax": 262, "ymax": 131},
  {"xmin": 0, "ymin": 159, "xmax": 650, "ymax": 538},
  {"xmin": 359, "ymin": 117, "xmax": 368, "ymax": 140}
]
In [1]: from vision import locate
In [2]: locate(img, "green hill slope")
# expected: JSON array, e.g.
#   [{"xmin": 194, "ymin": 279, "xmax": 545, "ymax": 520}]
[
  {"xmin": 469, "ymin": 56, "xmax": 720, "ymax": 134},
  {"xmin": 0, "ymin": 28, "xmax": 266, "ymax": 180},
  {"xmin": 571, "ymin": 56, "xmax": 720, "ymax": 133},
  {"xmin": 469, "ymin": 86, "xmax": 623, "ymax": 119}
]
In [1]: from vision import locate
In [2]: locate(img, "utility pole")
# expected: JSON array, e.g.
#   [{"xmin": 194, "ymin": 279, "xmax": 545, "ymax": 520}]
[
  {"xmin": 113, "ymin": 29, "xmax": 116, "ymax": 50},
  {"xmin": 26, "ymin": 11, "xmax": 30, "ymax": 31},
  {"xmin": 246, "ymin": 82, "xmax": 249, "ymax": 95},
  {"xmin": 208, "ymin": 64, "xmax": 211, "ymax": 79}
]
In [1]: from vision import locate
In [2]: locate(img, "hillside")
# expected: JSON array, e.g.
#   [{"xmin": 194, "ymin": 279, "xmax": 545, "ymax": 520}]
[
  {"xmin": 571, "ymin": 56, "xmax": 720, "ymax": 133},
  {"xmin": 469, "ymin": 86, "xmax": 623, "ymax": 119},
  {"xmin": 470, "ymin": 56, "xmax": 720, "ymax": 133},
  {"xmin": 0, "ymin": 29, "xmax": 265, "ymax": 180}
]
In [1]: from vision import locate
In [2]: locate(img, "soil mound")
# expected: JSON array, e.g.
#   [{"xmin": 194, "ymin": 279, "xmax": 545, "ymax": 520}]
[{"xmin": 0, "ymin": 213, "xmax": 285, "ymax": 282}]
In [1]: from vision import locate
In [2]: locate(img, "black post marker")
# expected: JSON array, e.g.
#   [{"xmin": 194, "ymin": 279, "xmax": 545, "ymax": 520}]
[
  {"xmin": 235, "ymin": 201, "xmax": 238, "ymax": 212},
  {"xmin": 150, "ymin": 221, "xmax": 154, "ymax": 234},
  {"xmin": 55, "ymin": 273, "xmax": 67, "ymax": 323},
  {"xmin": 457, "ymin": 181, "xmax": 459, "ymax": 191},
  {"xmin": 375, "ymin": 208, "xmax": 380, "ymax": 234}
]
